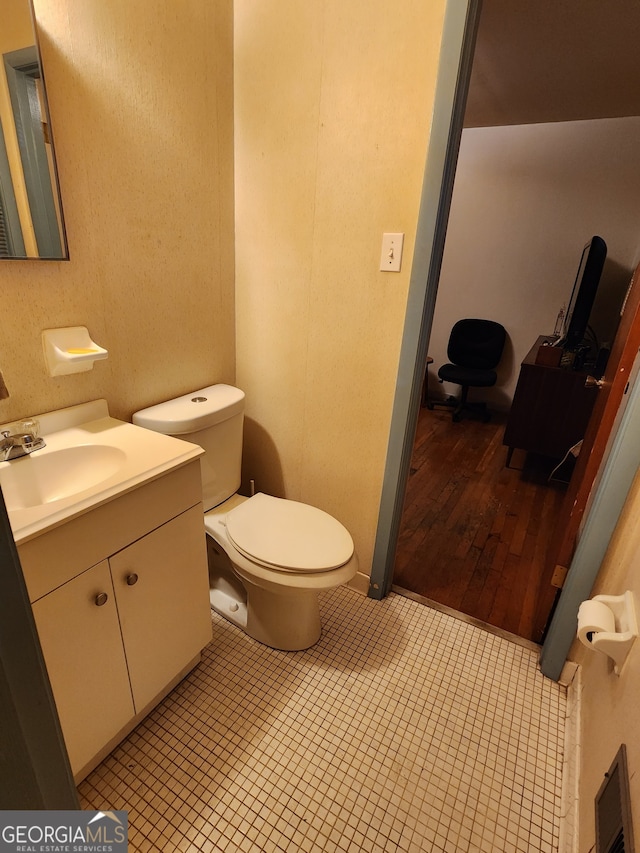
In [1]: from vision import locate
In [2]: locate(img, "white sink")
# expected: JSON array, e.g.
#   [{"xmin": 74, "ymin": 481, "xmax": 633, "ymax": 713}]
[
  {"xmin": 0, "ymin": 399, "xmax": 204, "ymax": 544},
  {"xmin": 0, "ymin": 444, "xmax": 127, "ymax": 509}
]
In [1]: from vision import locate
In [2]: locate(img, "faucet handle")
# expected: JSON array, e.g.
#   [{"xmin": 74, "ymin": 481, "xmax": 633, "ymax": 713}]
[
  {"xmin": 17, "ymin": 418, "xmax": 40, "ymax": 438},
  {"xmin": 1, "ymin": 430, "xmax": 11, "ymax": 439}
]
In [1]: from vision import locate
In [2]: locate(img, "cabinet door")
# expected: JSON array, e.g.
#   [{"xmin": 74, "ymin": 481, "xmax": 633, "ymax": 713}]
[
  {"xmin": 110, "ymin": 506, "xmax": 212, "ymax": 711},
  {"xmin": 31, "ymin": 560, "xmax": 135, "ymax": 776}
]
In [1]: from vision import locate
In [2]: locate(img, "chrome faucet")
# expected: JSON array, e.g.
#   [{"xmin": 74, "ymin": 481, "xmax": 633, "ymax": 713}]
[{"xmin": 0, "ymin": 419, "xmax": 46, "ymax": 462}]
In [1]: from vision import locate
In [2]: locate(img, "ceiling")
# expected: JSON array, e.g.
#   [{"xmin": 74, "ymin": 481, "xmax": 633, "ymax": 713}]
[{"xmin": 465, "ymin": 0, "xmax": 640, "ymax": 127}]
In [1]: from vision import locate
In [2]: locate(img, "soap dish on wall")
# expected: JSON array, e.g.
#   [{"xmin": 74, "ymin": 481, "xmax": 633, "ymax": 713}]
[{"xmin": 42, "ymin": 327, "xmax": 108, "ymax": 377}]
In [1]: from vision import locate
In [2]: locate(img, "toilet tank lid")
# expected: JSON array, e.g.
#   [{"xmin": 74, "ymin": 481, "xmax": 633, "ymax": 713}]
[{"xmin": 132, "ymin": 384, "xmax": 245, "ymax": 434}]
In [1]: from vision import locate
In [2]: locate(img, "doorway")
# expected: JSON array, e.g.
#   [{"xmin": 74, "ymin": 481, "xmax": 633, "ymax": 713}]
[
  {"xmin": 393, "ymin": 406, "xmax": 567, "ymax": 641},
  {"xmin": 391, "ymin": 121, "xmax": 640, "ymax": 642},
  {"xmin": 369, "ymin": 0, "xmax": 640, "ymax": 646}
]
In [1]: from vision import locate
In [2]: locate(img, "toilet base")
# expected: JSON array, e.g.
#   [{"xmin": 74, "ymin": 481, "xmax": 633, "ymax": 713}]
[
  {"xmin": 210, "ymin": 584, "xmax": 322, "ymax": 651},
  {"xmin": 209, "ymin": 588, "xmax": 248, "ymax": 632},
  {"xmin": 206, "ymin": 528, "xmax": 323, "ymax": 651},
  {"xmin": 241, "ymin": 577, "xmax": 322, "ymax": 651},
  {"xmin": 207, "ymin": 535, "xmax": 249, "ymax": 631}
]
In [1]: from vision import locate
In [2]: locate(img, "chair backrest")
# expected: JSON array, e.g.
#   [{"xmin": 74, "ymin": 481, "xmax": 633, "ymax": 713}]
[{"xmin": 447, "ymin": 319, "xmax": 506, "ymax": 370}]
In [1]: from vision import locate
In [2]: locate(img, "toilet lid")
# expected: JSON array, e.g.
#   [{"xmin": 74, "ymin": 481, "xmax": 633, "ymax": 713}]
[{"xmin": 225, "ymin": 493, "xmax": 354, "ymax": 572}]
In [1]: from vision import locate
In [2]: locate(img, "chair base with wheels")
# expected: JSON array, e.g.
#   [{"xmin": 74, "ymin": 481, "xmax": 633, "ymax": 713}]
[{"xmin": 427, "ymin": 387, "xmax": 492, "ymax": 423}]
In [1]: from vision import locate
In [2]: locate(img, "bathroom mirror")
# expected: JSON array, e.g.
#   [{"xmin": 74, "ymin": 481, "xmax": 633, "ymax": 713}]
[{"xmin": 0, "ymin": 0, "xmax": 68, "ymax": 259}]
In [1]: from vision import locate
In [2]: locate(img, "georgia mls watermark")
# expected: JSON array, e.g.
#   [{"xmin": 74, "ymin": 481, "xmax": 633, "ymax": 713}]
[{"xmin": 0, "ymin": 811, "xmax": 128, "ymax": 853}]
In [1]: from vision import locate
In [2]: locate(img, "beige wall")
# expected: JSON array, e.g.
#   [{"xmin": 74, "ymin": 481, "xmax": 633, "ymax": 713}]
[
  {"xmin": 570, "ymin": 470, "xmax": 640, "ymax": 851},
  {"xmin": 0, "ymin": 0, "xmax": 447, "ymax": 583},
  {"xmin": 234, "ymin": 0, "xmax": 446, "ymax": 577},
  {"xmin": 431, "ymin": 117, "xmax": 640, "ymax": 409},
  {"xmin": 0, "ymin": 0, "xmax": 235, "ymax": 424}
]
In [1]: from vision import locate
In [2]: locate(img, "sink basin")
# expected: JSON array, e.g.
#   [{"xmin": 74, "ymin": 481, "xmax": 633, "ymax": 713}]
[
  {"xmin": 0, "ymin": 399, "xmax": 204, "ymax": 544},
  {"xmin": 0, "ymin": 444, "xmax": 127, "ymax": 510}
]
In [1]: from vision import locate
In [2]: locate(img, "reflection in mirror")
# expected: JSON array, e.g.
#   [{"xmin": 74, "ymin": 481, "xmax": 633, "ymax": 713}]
[{"xmin": 0, "ymin": 0, "xmax": 68, "ymax": 259}]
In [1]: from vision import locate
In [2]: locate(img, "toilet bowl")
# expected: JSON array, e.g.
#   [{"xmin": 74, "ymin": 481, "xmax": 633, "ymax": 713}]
[
  {"xmin": 132, "ymin": 385, "xmax": 358, "ymax": 650},
  {"xmin": 205, "ymin": 493, "xmax": 358, "ymax": 650}
]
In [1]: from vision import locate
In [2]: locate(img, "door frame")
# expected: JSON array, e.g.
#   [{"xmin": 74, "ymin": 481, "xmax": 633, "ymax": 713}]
[
  {"xmin": 540, "ymin": 348, "xmax": 640, "ymax": 680},
  {"xmin": 369, "ymin": 0, "xmax": 481, "ymax": 597}
]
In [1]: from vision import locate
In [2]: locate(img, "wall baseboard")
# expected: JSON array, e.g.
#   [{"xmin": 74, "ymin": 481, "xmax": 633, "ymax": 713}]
[
  {"xmin": 347, "ymin": 572, "xmax": 370, "ymax": 596},
  {"xmin": 559, "ymin": 664, "xmax": 582, "ymax": 853}
]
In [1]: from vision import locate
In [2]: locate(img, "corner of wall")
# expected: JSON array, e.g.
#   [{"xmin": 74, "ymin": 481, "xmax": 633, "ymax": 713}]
[{"xmin": 347, "ymin": 572, "xmax": 370, "ymax": 597}]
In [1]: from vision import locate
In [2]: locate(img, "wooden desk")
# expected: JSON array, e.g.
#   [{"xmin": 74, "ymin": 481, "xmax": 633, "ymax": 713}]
[{"xmin": 503, "ymin": 336, "xmax": 598, "ymax": 466}]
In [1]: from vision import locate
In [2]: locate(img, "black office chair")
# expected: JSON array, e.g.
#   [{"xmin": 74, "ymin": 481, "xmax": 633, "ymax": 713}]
[{"xmin": 429, "ymin": 318, "xmax": 506, "ymax": 422}]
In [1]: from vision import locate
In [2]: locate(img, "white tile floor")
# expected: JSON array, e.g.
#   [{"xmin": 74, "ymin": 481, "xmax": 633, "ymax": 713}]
[{"xmin": 79, "ymin": 587, "xmax": 566, "ymax": 852}]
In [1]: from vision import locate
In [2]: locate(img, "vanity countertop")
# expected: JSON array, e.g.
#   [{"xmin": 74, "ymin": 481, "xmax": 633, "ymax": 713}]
[{"xmin": 0, "ymin": 399, "xmax": 203, "ymax": 545}]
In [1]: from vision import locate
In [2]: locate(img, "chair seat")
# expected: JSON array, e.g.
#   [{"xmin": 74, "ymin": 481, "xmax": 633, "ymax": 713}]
[{"xmin": 438, "ymin": 363, "xmax": 497, "ymax": 388}]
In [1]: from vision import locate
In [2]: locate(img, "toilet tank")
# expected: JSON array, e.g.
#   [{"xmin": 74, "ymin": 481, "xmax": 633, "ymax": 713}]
[{"xmin": 132, "ymin": 384, "xmax": 245, "ymax": 511}]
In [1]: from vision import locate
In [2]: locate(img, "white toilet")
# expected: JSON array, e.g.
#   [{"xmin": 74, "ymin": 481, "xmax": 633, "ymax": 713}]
[{"xmin": 133, "ymin": 384, "xmax": 358, "ymax": 650}]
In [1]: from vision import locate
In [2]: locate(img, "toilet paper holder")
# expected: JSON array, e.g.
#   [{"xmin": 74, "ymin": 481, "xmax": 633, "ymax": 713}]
[{"xmin": 577, "ymin": 591, "xmax": 638, "ymax": 675}]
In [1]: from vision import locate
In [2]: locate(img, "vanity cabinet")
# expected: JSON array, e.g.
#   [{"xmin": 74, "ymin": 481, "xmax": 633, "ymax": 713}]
[{"xmin": 19, "ymin": 460, "xmax": 212, "ymax": 781}]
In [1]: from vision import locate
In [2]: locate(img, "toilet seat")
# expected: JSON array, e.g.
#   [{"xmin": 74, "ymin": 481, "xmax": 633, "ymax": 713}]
[{"xmin": 225, "ymin": 492, "xmax": 354, "ymax": 572}]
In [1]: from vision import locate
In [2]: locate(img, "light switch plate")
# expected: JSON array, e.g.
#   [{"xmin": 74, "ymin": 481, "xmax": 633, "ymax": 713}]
[{"xmin": 380, "ymin": 232, "xmax": 404, "ymax": 272}]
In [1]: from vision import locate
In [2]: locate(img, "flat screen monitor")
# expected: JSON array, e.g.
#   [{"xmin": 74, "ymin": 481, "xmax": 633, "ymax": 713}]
[{"xmin": 562, "ymin": 235, "xmax": 607, "ymax": 351}]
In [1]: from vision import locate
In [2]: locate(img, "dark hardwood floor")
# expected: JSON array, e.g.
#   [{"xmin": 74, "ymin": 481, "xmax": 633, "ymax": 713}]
[{"xmin": 393, "ymin": 406, "xmax": 567, "ymax": 642}]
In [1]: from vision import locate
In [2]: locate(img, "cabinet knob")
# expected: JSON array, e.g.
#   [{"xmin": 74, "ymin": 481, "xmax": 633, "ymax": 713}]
[
  {"xmin": 126, "ymin": 573, "xmax": 139, "ymax": 586},
  {"xmin": 94, "ymin": 592, "xmax": 109, "ymax": 607}
]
